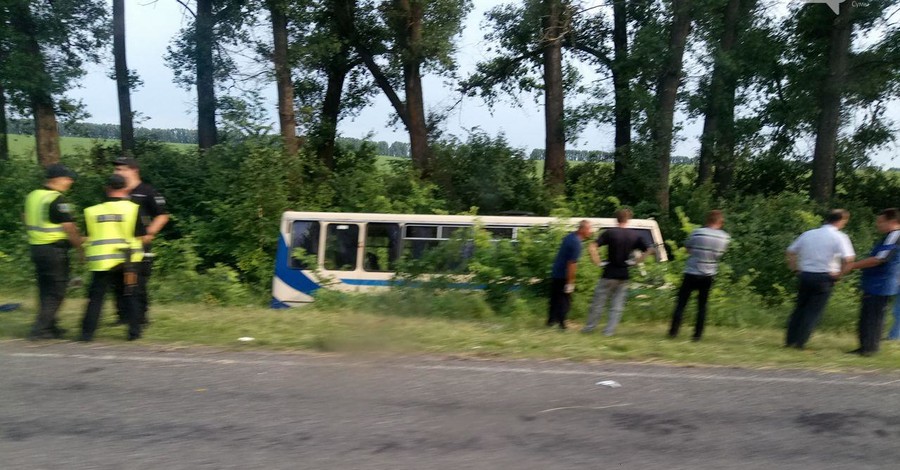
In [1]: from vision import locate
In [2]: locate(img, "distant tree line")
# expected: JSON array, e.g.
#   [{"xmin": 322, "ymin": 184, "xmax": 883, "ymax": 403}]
[
  {"xmin": 6, "ymin": 119, "xmax": 198, "ymax": 144},
  {"xmin": 528, "ymin": 148, "xmax": 694, "ymax": 164}
]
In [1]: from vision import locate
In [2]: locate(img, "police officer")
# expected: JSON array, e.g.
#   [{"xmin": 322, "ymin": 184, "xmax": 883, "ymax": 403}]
[
  {"xmin": 24, "ymin": 163, "xmax": 83, "ymax": 340},
  {"xmin": 112, "ymin": 156, "xmax": 169, "ymax": 326},
  {"xmin": 80, "ymin": 174, "xmax": 145, "ymax": 342}
]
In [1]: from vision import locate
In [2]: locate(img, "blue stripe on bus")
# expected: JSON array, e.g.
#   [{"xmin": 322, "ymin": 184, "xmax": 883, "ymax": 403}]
[
  {"xmin": 340, "ymin": 278, "xmax": 486, "ymax": 290},
  {"xmin": 270, "ymin": 297, "xmax": 292, "ymax": 309},
  {"xmin": 274, "ymin": 234, "xmax": 321, "ymax": 296}
]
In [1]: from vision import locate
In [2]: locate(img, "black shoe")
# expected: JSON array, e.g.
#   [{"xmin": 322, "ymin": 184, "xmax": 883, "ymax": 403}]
[
  {"xmin": 127, "ymin": 332, "xmax": 141, "ymax": 341},
  {"xmin": 27, "ymin": 331, "xmax": 56, "ymax": 341},
  {"xmin": 847, "ymin": 348, "xmax": 863, "ymax": 355},
  {"xmin": 691, "ymin": 336, "xmax": 701, "ymax": 342},
  {"xmin": 77, "ymin": 335, "xmax": 93, "ymax": 342},
  {"xmin": 50, "ymin": 326, "xmax": 68, "ymax": 339}
]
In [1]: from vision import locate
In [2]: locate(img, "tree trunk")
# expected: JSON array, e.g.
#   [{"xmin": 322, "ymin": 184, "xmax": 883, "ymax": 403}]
[
  {"xmin": 810, "ymin": 2, "xmax": 855, "ymax": 204},
  {"xmin": 611, "ymin": 0, "xmax": 631, "ymax": 181},
  {"xmin": 541, "ymin": 0, "xmax": 566, "ymax": 195},
  {"xmin": 699, "ymin": 0, "xmax": 741, "ymax": 189},
  {"xmin": 400, "ymin": 0, "xmax": 430, "ymax": 174},
  {"xmin": 32, "ymin": 95, "xmax": 61, "ymax": 167},
  {"xmin": 113, "ymin": 0, "xmax": 135, "ymax": 155},
  {"xmin": 269, "ymin": 1, "xmax": 298, "ymax": 157},
  {"xmin": 10, "ymin": 2, "xmax": 61, "ymax": 166},
  {"xmin": 318, "ymin": 67, "xmax": 347, "ymax": 170},
  {"xmin": 0, "ymin": 82, "xmax": 8, "ymax": 161},
  {"xmin": 652, "ymin": 0, "xmax": 692, "ymax": 215},
  {"xmin": 196, "ymin": 0, "xmax": 217, "ymax": 150}
]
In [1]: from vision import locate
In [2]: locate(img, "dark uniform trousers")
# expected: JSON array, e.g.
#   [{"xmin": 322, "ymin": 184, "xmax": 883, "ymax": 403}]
[
  {"xmin": 669, "ymin": 273, "xmax": 714, "ymax": 339},
  {"xmin": 30, "ymin": 243, "xmax": 69, "ymax": 335},
  {"xmin": 82, "ymin": 265, "xmax": 140, "ymax": 340},
  {"xmin": 117, "ymin": 255, "xmax": 152, "ymax": 325},
  {"xmin": 547, "ymin": 278, "xmax": 571, "ymax": 328},
  {"xmin": 859, "ymin": 294, "xmax": 891, "ymax": 354},
  {"xmin": 786, "ymin": 272, "xmax": 835, "ymax": 348}
]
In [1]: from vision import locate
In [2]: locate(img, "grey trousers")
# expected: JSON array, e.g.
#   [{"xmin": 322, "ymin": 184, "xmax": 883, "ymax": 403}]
[{"xmin": 583, "ymin": 278, "xmax": 629, "ymax": 335}]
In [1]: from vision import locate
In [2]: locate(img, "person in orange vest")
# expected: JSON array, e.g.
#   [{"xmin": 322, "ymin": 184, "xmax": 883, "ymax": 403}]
[
  {"xmin": 24, "ymin": 164, "xmax": 83, "ymax": 340},
  {"xmin": 79, "ymin": 174, "xmax": 146, "ymax": 341}
]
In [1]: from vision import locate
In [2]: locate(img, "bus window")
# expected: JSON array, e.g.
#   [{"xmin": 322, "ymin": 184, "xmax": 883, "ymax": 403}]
[
  {"xmin": 289, "ymin": 221, "xmax": 320, "ymax": 269},
  {"xmin": 403, "ymin": 225, "xmax": 440, "ymax": 260},
  {"xmin": 365, "ymin": 223, "xmax": 400, "ymax": 272},
  {"xmin": 324, "ymin": 224, "xmax": 359, "ymax": 271},
  {"xmin": 485, "ymin": 226, "xmax": 514, "ymax": 240}
]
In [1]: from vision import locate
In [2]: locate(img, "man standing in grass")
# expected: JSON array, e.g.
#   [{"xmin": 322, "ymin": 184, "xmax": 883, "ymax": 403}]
[
  {"xmin": 668, "ymin": 210, "xmax": 730, "ymax": 341},
  {"xmin": 80, "ymin": 175, "xmax": 145, "ymax": 342},
  {"xmin": 785, "ymin": 209, "xmax": 855, "ymax": 350},
  {"xmin": 844, "ymin": 208, "xmax": 900, "ymax": 356},
  {"xmin": 113, "ymin": 157, "xmax": 169, "ymax": 327},
  {"xmin": 24, "ymin": 164, "xmax": 83, "ymax": 340},
  {"xmin": 547, "ymin": 220, "xmax": 592, "ymax": 330},
  {"xmin": 582, "ymin": 208, "xmax": 655, "ymax": 336}
]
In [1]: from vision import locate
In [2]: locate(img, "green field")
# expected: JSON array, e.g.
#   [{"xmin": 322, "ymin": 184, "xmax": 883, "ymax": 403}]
[{"xmin": 6, "ymin": 134, "xmax": 194, "ymax": 160}]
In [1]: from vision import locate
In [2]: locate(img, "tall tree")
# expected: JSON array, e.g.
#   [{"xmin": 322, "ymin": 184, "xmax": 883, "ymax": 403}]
[
  {"xmin": 113, "ymin": 0, "xmax": 135, "ymax": 155},
  {"xmin": 651, "ymin": 0, "xmax": 692, "ymax": 214},
  {"xmin": 610, "ymin": 0, "xmax": 630, "ymax": 181},
  {"xmin": 462, "ymin": 0, "xmax": 576, "ymax": 193},
  {"xmin": 809, "ymin": 1, "xmax": 855, "ymax": 203},
  {"xmin": 0, "ymin": 81, "xmax": 8, "ymax": 161},
  {"xmin": 168, "ymin": 0, "xmax": 248, "ymax": 150},
  {"xmin": 2, "ymin": 0, "xmax": 108, "ymax": 166},
  {"xmin": 352, "ymin": 0, "xmax": 471, "ymax": 174},
  {"xmin": 8, "ymin": 1, "xmax": 61, "ymax": 166},
  {"xmin": 267, "ymin": 0, "xmax": 298, "ymax": 156},
  {"xmin": 541, "ymin": 0, "xmax": 567, "ymax": 194},
  {"xmin": 195, "ymin": 0, "xmax": 217, "ymax": 149}
]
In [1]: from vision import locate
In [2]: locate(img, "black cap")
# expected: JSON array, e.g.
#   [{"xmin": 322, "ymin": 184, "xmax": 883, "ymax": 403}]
[
  {"xmin": 45, "ymin": 163, "xmax": 77, "ymax": 180},
  {"xmin": 107, "ymin": 174, "xmax": 127, "ymax": 190},
  {"xmin": 112, "ymin": 156, "xmax": 140, "ymax": 169}
]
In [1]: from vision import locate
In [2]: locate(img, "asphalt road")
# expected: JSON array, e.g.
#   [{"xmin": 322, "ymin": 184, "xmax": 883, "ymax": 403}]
[{"xmin": 2, "ymin": 340, "xmax": 900, "ymax": 469}]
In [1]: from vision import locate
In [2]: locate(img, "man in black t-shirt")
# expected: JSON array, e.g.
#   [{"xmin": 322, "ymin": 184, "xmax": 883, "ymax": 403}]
[
  {"xmin": 582, "ymin": 208, "xmax": 654, "ymax": 335},
  {"xmin": 113, "ymin": 157, "xmax": 170, "ymax": 325},
  {"xmin": 24, "ymin": 164, "xmax": 84, "ymax": 340}
]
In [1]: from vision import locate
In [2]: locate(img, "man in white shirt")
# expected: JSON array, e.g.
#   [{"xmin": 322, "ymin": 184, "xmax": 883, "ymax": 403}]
[{"xmin": 785, "ymin": 209, "xmax": 855, "ymax": 349}]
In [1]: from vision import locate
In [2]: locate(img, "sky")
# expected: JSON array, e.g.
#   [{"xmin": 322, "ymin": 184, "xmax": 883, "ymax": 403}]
[{"xmin": 66, "ymin": 0, "xmax": 899, "ymax": 167}]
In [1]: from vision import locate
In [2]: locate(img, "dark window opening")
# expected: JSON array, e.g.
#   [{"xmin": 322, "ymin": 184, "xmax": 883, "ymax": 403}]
[
  {"xmin": 289, "ymin": 221, "xmax": 320, "ymax": 269},
  {"xmin": 365, "ymin": 223, "xmax": 401, "ymax": 272},
  {"xmin": 325, "ymin": 224, "xmax": 359, "ymax": 271}
]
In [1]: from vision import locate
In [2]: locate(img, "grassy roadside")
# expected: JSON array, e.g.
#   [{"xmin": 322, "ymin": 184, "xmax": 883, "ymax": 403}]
[{"xmin": 2, "ymin": 294, "xmax": 899, "ymax": 372}]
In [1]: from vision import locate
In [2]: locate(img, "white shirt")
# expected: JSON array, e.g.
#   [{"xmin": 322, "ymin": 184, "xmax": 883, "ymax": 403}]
[{"xmin": 787, "ymin": 224, "xmax": 855, "ymax": 274}]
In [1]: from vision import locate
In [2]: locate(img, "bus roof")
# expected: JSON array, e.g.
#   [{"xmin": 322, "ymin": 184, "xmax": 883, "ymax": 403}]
[{"xmin": 281, "ymin": 211, "xmax": 661, "ymax": 229}]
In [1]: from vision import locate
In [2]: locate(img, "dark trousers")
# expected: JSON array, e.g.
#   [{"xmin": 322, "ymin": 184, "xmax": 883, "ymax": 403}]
[
  {"xmin": 858, "ymin": 294, "xmax": 890, "ymax": 354},
  {"xmin": 117, "ymin": 258, "xmax": 152, "ymax": 324},
  {"xmin": 30, "ymin": 243, "xmax": 69, "ymax": 335},
  {"xmin": 786, "ymin": 272, "xmax": 835, "ymax": 348},
  {"xmin": 669, "ymin": 273, "xmax": 714, "ymax": 339},
  {"xmin": 82, "ymin": 266, "xmax": 140, "ymax": 340},
  {"xmin": 547, "ymin": 278, "xmax": 571, "ymax": 328}
]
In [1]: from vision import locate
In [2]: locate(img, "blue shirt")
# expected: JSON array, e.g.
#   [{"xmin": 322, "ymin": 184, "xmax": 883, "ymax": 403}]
[
  {"xmin": 551, "ymin": 232, "xmax": 582, "ymax": 279},
  {"xmin": 861, "ymin": 230, "xmax": 900, "ymax": 296}
]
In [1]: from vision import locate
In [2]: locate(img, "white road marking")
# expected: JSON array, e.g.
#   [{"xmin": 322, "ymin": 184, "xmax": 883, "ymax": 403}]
[
  {"xmin": 538, "ymin": 404, "xmax": 632, "ymax": 414},
  {"xmin": 7, "ymin": 351, "xmax": 900, "ymax": 388}
]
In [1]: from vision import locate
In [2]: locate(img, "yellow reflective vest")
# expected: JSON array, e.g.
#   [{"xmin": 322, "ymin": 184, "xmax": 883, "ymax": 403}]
[
  {"xmin": 84, "ymin": 200, "xmax": 144, "ymax": 271},
  {"xmin": 24, "ymin": 189, "xmax": 68, "ymax": 245}
]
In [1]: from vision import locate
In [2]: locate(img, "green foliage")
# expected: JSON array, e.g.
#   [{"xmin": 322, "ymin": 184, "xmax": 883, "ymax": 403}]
[{"xmin": 430, "ymin": 132, "xmax": 546, "ymax": 215}]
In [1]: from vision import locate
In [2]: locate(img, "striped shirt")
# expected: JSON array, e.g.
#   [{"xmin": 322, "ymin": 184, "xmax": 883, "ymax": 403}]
[
  {"xmin": 684, "ymin": 227, "xmax": 730, "ymax": 276},
  {"xmin": 787, "ymin": 224, "xmax": 855, "ymax": 274}
]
